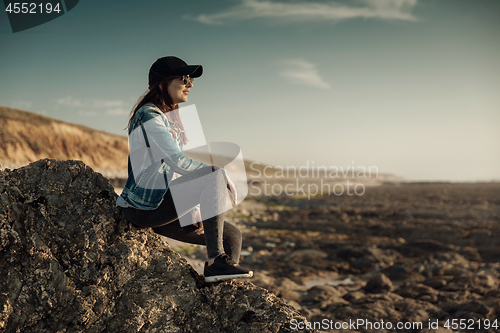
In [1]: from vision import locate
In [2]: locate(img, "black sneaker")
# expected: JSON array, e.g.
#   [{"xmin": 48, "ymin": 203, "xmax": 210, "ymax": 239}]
[{"xmin": 204, "ymin": 254, "xmax": 253, "ymax": 282}]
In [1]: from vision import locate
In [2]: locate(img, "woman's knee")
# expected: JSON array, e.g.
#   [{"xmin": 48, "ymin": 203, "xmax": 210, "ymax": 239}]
[{"xmin": 199, "ymin": 167, "xmax": 226, "ymax": 194}]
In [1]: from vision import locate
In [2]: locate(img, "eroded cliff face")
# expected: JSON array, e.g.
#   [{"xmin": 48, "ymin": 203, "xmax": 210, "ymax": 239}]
[
  {"xmin": 0, "ymin": 159, "xmax": 311, "ymax": 333},
  {"xmin": 0, "ymin": 106, "xmax": 129, "ymax": 170}
]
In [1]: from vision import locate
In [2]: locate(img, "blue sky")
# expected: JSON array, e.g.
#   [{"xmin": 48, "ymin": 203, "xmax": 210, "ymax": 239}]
[{"xmin": 1, "ymin": 0, "xmax": 499, "ymax": 181}]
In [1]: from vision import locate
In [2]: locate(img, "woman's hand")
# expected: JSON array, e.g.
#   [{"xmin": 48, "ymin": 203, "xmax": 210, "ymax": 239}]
[
  {"xmin": 226, "ymin": 175, "xmax": 237, "ymax": 205},
  {"xmin": 191, "ymin": 210, "xmax": 204, "ymax": 235}
]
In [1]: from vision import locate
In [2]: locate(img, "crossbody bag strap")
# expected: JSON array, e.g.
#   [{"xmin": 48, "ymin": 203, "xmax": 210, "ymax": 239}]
[
  {"xmin": 139, "ymin": 117, "xmax": 155, "ymax": 164},
  {"xmin": 139, "ymin": 115, "xmax": 168, "ymax": 186}
]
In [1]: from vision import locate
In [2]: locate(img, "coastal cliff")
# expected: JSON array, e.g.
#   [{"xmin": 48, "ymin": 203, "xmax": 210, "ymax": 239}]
[{"xmin": 0, "ymin": 106, "xmax": 128, "ymax": 170}]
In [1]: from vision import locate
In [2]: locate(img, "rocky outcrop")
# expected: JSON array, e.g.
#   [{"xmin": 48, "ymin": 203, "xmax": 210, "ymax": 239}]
[{"xmin": 0, "ymin": 159, "xmax": 311, "ymax": 333}]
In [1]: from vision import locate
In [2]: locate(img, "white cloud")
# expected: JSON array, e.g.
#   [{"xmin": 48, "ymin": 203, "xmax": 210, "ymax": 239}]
[
  {"xmin": 92, "ymin": 99, "xmax": 125, "ymax": 108},
  {"xmin": 56, "ymin": 96, "xmax": 84, "ymax": 108},
  {"xmin": 56, "ymin": 97, "xmax": 128, "ymax": 116},
  {"xmin": 185, "ymin": 0, "xmax": 418, "ymax": 25},
  {"xmin": 106, "ymin": 108, "xmax": 129, "ymax": 115},
  {"xmin": 78, "ymin": 110, "xmax": 98, "ymax": 116},
  {"xmin": 280, "ymin": 59, "xmax": 331, "ymax": 89},
  {"xmin": 12, "ymin": 100, "xmax": 33, "ymax": 110}
]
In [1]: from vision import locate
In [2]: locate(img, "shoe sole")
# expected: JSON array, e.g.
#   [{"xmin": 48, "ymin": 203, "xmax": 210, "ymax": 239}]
[{"xmin": 204, "ymin": 271, "xmax": 253, "ymax": 283}]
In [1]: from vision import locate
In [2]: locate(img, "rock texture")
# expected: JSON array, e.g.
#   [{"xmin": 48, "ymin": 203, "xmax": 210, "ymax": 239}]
[{"xmin": 0, "ymin": 159, "xmax": 311, "ymax": 333}]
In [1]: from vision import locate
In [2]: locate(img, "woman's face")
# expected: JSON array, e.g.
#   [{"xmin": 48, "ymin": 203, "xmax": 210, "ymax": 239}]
[{"xmin": 167, "ymin": 76, "xmax": 193, "ymax": 104}]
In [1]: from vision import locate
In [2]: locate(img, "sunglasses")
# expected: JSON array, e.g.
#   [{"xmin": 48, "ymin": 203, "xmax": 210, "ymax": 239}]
[{"xmin": 181, "ymin": 75, "xmax": 194, "ymax": 85}]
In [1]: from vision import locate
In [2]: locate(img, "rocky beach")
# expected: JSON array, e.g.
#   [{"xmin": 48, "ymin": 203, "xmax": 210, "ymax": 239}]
[
  {"xmin": 1, "ymin": 157, "xmax": 499, "ymax": 332},
  {"xmin": 168, "ymin": 181, "xmax": 500, "ymax": 332}
]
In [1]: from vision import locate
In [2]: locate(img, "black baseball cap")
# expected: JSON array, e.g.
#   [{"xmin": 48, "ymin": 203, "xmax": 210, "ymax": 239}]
[{"xmin": 149, "ymin": 56, "xmax": 203, "ymax": 87}]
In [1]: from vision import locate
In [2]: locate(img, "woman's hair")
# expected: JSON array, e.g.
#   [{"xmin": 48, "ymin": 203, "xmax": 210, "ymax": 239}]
[{"xmin": 126, "ymin": 76, "xmax": 188, "ymax": 145}]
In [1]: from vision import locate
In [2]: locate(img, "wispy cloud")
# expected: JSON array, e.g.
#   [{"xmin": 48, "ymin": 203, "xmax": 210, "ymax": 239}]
[
  {"xmin": 106, "ymin": 108, "xmax": 129, "ymax": 115},
  {"xmin": 280, "ymin": 59, "xmax": 331, "ymax": 89},
  {"xmin": 78, "ymin": 110, "xmax": 98, "ymax": 116},
  {"xmin": 185, "ymin": 0, "xmax": 418, "ymax": 25},
  {"xmin": 92, "ymin": 99, "xmax": 124, "ymax": 108},
  {"xmin": 56, "ymin": 96, "xmax": 128, "ymax": 116},
  {"xmin": 57, "ymin": 96, "xmax": 84, "ymax": 108},
  {"xmin": 12, "ymin": 100, "xmax": 33, "ymax": 110}
]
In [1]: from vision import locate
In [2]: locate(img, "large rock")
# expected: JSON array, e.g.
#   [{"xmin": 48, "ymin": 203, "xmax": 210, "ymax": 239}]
[{"xmin": 0, "ymin": 159, "xmax": 313, "ymax": 333}]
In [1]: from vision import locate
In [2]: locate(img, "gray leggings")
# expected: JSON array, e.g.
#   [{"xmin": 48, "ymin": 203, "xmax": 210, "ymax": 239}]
[{"xmin": 121, "ymin": 166, "xmax": 242, "ymax": 262}]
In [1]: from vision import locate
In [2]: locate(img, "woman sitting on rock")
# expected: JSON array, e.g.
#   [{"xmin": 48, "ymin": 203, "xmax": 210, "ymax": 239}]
[{"xmin": 116, "ymin": 56, "xmax": 252, "ymax": 282}]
